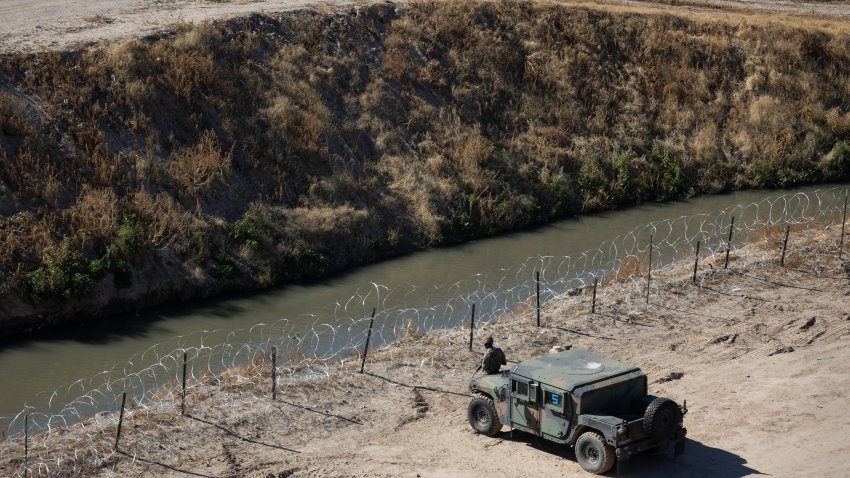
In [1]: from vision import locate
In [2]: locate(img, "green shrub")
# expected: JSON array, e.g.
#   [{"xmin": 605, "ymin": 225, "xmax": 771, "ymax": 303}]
[
  {"xmin": 652, "ymin": 145, "xmax": 682, "ymax": 202},
  {"xmin": 211, "ymin": 251, "xmax": 238, "ymax": 279},
  {"xmin": 88, "ymin": 258, "xmax": 107, "ymax": 278},
  {"xmin": 233, "ymin": 205, "xmax": 275, "ymax": 250},
  {"xmin": 300, "ymin": 248, "xmax": 327, "ymax": 278},
  {"xmin": 609, "ymin": 151, "xmax": 632, "ymax": 206},
  {"xmin": 281, "ymin": 245, "xmax": 328, "ymax": 279},
  {"xmin": 578, "ymin": 155, "xmax": 610, "ymax": 210},
  {"xmin": 108, "ymin": 214, "xmax": 144, "ymax": 261},
  {"xmin": 451, "ymin": 194, "xmax": 477, "ymax": 234},
  {"xmin": 22, "ymin": 240, "xmax": 92, "ymax": 303},
  {"xmin": 828, "ymin": 141, "xmax": 850, "ymax": 180}
]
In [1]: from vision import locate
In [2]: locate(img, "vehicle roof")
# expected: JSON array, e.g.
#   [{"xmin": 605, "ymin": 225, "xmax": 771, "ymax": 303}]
[{"xmin": 511, "ymin": 347, "xmax": 642, "ymax": 392}]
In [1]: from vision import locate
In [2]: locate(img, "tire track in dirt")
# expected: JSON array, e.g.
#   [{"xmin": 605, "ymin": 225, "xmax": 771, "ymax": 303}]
[
  {"xmin": 639, "ymin": 272, "xmax": 845, "ymax": 382},
  {"xmin": 221, "ymin": 442, "xmax": 243, "ymax": 478}
]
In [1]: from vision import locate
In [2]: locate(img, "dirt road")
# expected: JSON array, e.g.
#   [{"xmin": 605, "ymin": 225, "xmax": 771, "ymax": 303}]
[
  {"xmin": 0, "ymin": 0, "xmax": 357, "ymax": 55},
  {"xmin": 3, "ymin": 0, "xmax": 850, "ymax": 55}
]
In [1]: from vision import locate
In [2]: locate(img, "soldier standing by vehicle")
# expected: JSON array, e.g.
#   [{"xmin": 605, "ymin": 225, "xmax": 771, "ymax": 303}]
[{"xmin": 481, "ymin": 336, "xmax": 507, "ymax": 374}]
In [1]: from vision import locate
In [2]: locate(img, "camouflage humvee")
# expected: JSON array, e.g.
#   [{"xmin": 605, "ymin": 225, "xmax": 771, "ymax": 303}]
[{"xmin": 467, "ymin": 347, "xmax": 687, "ymax": 474}]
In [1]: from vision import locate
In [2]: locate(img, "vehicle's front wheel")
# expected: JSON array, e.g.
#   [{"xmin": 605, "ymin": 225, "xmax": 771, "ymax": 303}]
[
  {"xmin": 467, "ymin": 395, "xmax": 503, "ymax": 436},
  {"xmin": 575, "ymin": 431, "xmax": 615, "ymax": 474}
]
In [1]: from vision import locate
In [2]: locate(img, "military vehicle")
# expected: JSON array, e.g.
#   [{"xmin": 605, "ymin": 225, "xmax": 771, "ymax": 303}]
[{"xmin": 467, "ymin": 347, "xmax": 687, "ymax": 474}]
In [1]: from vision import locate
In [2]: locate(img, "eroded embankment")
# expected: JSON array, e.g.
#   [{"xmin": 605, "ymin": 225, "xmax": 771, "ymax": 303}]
[{"xmin": 2, "ymin": 1, "xmax": 850, "ymax": 335}]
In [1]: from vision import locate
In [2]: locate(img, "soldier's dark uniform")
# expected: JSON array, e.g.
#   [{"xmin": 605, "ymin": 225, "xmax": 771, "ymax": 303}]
[{"xmin": 482, "ymin": 336, "xmax": 507, "ymax": 374}]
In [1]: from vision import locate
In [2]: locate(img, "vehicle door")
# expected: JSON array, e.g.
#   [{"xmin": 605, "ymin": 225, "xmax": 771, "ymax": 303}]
[
  {"xmin": 510, "ymin": 377, "xmax": 541, "ymax": 436},
  {"xmin": 540, "ymin": 385, "xmax": 571, "ymax": 442}
]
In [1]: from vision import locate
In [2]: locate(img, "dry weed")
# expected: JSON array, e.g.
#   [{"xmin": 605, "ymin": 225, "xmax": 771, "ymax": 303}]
[
  {"xmin": 167, "ymin": 130, "xmax": 233, "ymax": 198},
  {"xmin": 131, "ymin": 189, "xmax": 199, "ymax": 251},
  {"xmin": 607, "ymin": 255, "xmax": 648, "ymax": 284},
  {"xmin": 173, "ymin": 21, "xmax": 221, "ymax": 53},
  {"xmin": 70, "ymin": 186, "xmax": 120, "ymax": 246}
]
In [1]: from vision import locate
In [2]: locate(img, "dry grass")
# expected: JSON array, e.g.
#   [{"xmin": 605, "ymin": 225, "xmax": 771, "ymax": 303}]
[
  {"xmin": 69, "ymin": 186, "xmax": 120, "ymax": 246},
  {"xmin": 545, "ymin": 0, "xmax": 850, "ymax": 34},
  {"xmin": 2, "ymin": 1, "xmax": 850, "ymax": 323},
  {"xmin": 130, "ymin": 189, "xmax": 200, "ymax": 251},
  {"xmin": 166, "ymin": 130, "xmax": 233, "ymax": 198},
  {"xmin": 604, "ymin": 255, "xmax": 649, "ymax": 284}
]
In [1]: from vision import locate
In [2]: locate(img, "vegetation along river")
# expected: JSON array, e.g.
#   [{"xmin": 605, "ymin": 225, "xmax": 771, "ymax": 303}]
[{"xmin": 1, "ymin": 184, "xmax": 847, "ymax": 431}]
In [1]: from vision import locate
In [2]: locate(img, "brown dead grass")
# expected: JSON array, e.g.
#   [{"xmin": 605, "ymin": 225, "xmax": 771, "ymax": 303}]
[
  {"xmin": 167, "ymin": 130, "xmax": 233, "ymax": 198},
  {"xmin": 69, "ymin": 186, "xmax": 120, "ymax": 246},
  {"xmin": 602, "ymin": 255, "xmax": 649, "ymax": 285},
  {"xmin": 2, "ymin": 1, "xmax": 850, "ymax": 324}
]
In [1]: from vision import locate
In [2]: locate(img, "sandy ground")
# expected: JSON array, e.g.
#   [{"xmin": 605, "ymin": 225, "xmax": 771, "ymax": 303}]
[
  {"xmin": 14, "ymin": 228, "xmax": 837, "ymax": 478},
  {"xmin": 0, "ymin": 0, "xmax": 360, "ymax": 55},
  {"xmin": 628, "ymin": 0, "xmax": 850, "ymax": 19},
  {"xmin": 2, "ymin": 0, "xmax": 850, "ymax": 55}
]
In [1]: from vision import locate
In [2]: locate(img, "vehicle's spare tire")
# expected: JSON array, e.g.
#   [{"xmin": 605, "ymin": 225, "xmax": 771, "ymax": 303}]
[{"xmin": 643, "ymin": 397, "xmax": 681, "ymax": 441}]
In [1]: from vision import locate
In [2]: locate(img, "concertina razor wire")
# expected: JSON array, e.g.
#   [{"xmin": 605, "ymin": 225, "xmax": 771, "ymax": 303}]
[{"xmin": 1, "ymin": 186, "xmax": 848, "ymax": 477}]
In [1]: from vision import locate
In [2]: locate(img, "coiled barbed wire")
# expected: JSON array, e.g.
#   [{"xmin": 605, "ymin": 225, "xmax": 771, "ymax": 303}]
[{"xmin": 1, "ymin": 186, "xmax": 848, "ymax": 477}]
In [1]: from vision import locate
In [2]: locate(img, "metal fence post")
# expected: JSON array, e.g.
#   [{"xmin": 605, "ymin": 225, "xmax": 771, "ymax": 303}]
[
  {"xmin": 24, "ymin": 414, "xmax": 28, "ymax": 478},
  {"xmin": 692, "ymin": 240, "xmax": 701, "ymax": 285},
  {"xmin": 180, "ymin": 352, "xmax": 187, "ymax": 415},
  {"xmin": 115, "ymin": 392, "xmax": 127, "ymax": 452},
  {"xmin": 359, "ymin": 308, "xmax": 376, "ymax": 374},
  {"xmin": 536, "ymin": 270, "xmax": 541, "ymax": 327},
  {"xmin": 646, "ymin": 234, "xmax": 653, "ymax": 304},
  {"xmin": 781, "ymin": 225, "xmax": 790, "ymax": 266},
  {"xmin": 724, "ymin": 216, "xmax": 735, "ymax": 270},
  {"xmin": 591, "ymin": 276, "xmax": 598, "ymax": 314},
  {"xmin": 271, "ymin": 347, "xmax": 278, "ymax": 400},
  {"xmin": 468, "ymin": 303, "xmax": 476, "ymax": 351},
  {"xmin": 840, "ymin": 190, "xmax": 848, "ymax": 260}
]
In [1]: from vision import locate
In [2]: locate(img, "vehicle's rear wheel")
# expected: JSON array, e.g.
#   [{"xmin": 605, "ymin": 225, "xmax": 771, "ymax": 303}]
[
  {"xmin": 575, "ymin": 431, "xmax": 615, "ymax": 474},
  {"xmin": 467, "ymin": 395, "xmax": 503, "ymax": 436},
  {"xmin": 643, "ymin": 397, "xmax": 681, "ymax": 441}
]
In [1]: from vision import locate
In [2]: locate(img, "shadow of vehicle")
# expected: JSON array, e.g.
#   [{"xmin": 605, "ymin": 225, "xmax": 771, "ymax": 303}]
[
  {"xmin": 498, "ymin": 430, "xmax": 767, "ymax": 477},
  {"xmin": 621, "ymin": 438, "xmax": 767, "ymax": 477}
]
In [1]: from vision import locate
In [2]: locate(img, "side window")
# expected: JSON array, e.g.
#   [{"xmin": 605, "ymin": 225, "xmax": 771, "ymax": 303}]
[{"xmin": 512, "ymin": 380, "xmax": 529, "ymax": 398}]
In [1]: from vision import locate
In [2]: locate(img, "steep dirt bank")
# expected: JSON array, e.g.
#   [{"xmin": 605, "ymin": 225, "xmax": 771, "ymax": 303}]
[
  {"xmin": 2, "ymin": 0, "xmax": 850, "ymax": 336},
  {"xmin": 2, "ymin": 225, "xmax": 848, "ymax": 477}
]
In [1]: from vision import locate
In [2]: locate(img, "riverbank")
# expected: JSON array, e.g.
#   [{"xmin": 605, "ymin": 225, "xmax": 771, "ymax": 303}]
[
  {"xmin": 3, "ymin": 0, "xmax": 850, "ymax": 337},
  {"xmin": 3, "ymin": 221, "xmax": 849, "ymax": 477}
]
